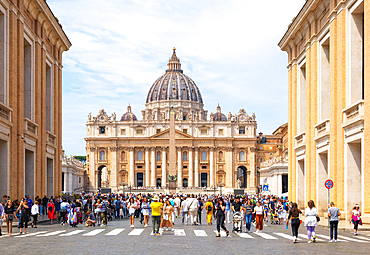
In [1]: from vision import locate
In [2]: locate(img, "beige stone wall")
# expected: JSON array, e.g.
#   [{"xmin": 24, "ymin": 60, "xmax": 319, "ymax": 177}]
[{"xmin": 0, "ymin": 0, "xmax": 70, "ymax": 200}]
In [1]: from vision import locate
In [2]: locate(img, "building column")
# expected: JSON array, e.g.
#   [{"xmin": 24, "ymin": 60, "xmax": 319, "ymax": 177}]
[
  {"xmin": 129, "ymin": 148, "xmax": 134, "ymax": 187},
  {"xmin": 145, "ymin": 148, "xmax": 150, "ymax": 187},
  {"xmin": 226, "ymin": 147, "xmax": 233, "ymax": 188},
  {"xmin": 162, "ymin": 147, "xmax": 167, "ymax": 188},
  {"xmin": 177, "ymin": 147, "xmax": 182, "ymax": 187},
  {"xmin": 189, "ymin": 148, "xmax": 193, "ymax": 187},
  {"xmin": 110, "ymin": 147, "xmax": 117, "ymax": 189},
  {"xmin": 194, "ymin": 148, "xmax": 199, "ymax": 187},
  {"xmin": 89, "ymin": 148, "xmax": 96, "ymax": 190},
  {"xmin": 210, "ymin": 148, "xmax": 215, "ymax": 188},
  {"xmin": 249, "ymin": 147, "xmax": 256, "ymax": 189},
  {"xmin": 150, "ymin": 148, "xmax": 155, "ymax": 187}
]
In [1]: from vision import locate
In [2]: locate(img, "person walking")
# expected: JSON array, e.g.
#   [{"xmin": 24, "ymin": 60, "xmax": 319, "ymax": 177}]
[
  {"xmin": 351, "ymin": 204, "xmax": 361, "ymax": 235},
  {"xmin": 328, "ymin": 202, "xmax": 340, "ymax": 242},
  {"xmin": 181, "ymin": 197, "xmax": 188, "ymax": 225},
  {"xmin": 60, "ymin": 198, "xmax": 69, "ymax": 225},
  {"xmin": 100, "ymin": 197, "xmax": 109, "ymax": 227},
  {"xmin": 163, "ymin": 200, "xmax": 174, "ymax": 231},
  {"xmin": 4, "ymin": 200, "xmax": 17, "ymax": 236},
  {"xmin": 225, "ymin": 198, "xmax": 231, "ymax": 224},
  {"xmin": 127, "ymin": 197, "xmax": 137, "ymax": 228},
  {"xmin": 31, "ymin": 201, "xmax": 40, "ymax": 228},
  {"xmin": 188, "ymin": 195, "xmax": 199, "ymax": 225},
  {"xmin": 47, "ymin": 199, "xmax": 56, "ymax": 224},
  {"xmin": 243, "ymin": 200, "xmax": 253, "ymax": 232},
  {"xmin": 141, "ymin": 196, "xmax": 150, "ymax": 227},
  {"xmin": 304, "ymin": 200, "xmax": 318, "ymax": 243},
  {"xmin": 0, "ymin": 202, "xmax": 4, "ymax": 236},
  {"xmin": 150, "ymin": 196, "xmax": 163, "ymax": 235},
  {"xmin": 17, "ymin": 200, "xmax": 30, "ymax": 235},
  {"xmin": 94, "ymin": 199, "xmax": 102, "ymax": 226},
  {"xmin": 215, "ymin": 197, "xmax": 229, "ymax": 237},
  {"xmin": 197, "ymin": 197, "xmax": 203, "ymax": 225},
  {"xmin": 205, "ymin": 198, "xmax": 213, "ymax": 225},
  {"xmin": 286, "ymin": 202, "xmax": 301, "ymax": 243},
  {"xmin": 253, "ymin": 201, "xmax": 264, "ymax": 233}
]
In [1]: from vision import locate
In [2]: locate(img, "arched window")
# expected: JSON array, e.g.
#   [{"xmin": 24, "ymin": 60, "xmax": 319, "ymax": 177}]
[
  {"xmin": 121, "ymin": 151, "xmax": 126, "ymax": 161},
  {"xmin": 183, "ymin": 152, "xmax": 188, "ymax": 161},
  {"xmin": 240, "ymin": 151, "xmax": 245, "ymax": 161},
  {"xmin": 219, "ymin": 151, "xmax": 223, "ymax": 161},
  {"xmin": 157, "ymin": 153, "xmax": 161, "ymax": 161},
  {"xmin": 201, "ymin": 150, "xmax": 207, "ymax": 161},
  {"xmin": 137, "ymin": 150, "xmax": 143, "ymax": 161},
  {"xmin": 183, "ymin": 178, "xmax": 188, "ymax": 188},
  {"xmin": 100, "ymin": 151, "xmax": 105, "ymax": 161},
  {"xmin": 156, "ymin": 178, "xmax": 161, "ymax": 187}
]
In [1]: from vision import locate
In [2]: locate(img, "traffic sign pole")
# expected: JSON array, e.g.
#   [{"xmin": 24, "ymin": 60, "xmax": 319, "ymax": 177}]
[{"xmin": 325, "ymin": 179, "xmax": 334, "ymax": 228}]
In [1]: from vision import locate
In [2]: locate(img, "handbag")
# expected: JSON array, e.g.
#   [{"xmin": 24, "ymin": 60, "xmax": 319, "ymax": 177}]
[{"xmin": 316, "ymin": 216, "xmax": 320, "ymax": 222}]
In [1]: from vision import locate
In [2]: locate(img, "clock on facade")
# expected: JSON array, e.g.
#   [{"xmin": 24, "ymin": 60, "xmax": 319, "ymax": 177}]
[
  {"xmin": 99, "ymin": 115, "xmax": 106, "ymax": 121},
  {"xmin": 239, "ymin": 115, "xmax": 246, "ymax": 121}
]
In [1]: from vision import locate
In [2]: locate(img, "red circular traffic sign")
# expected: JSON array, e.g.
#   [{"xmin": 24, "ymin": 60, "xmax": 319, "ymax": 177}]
[{"xmin": 325, "ymin": 179, "xmax": 334, "ymax": 189}]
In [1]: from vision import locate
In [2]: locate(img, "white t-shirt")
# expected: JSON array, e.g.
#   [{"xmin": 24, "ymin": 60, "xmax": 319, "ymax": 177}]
[
  {"xmin": 255, "ymin": 206, "xmax": 263, "ymax": 215},
  {"xmin": 128, "ymin": 202, "xmax": 137, "ymax": 214},
  {"xmin": 352, "ymin": 209, "xmax": 361, "ymax": 220},
  {"xmin": 181, "ymin": 200, "xmax": 188, "ymax": 212},
  {"xmin": 174, "ymin": 198, "xmax": 181, "ymax": 207}
]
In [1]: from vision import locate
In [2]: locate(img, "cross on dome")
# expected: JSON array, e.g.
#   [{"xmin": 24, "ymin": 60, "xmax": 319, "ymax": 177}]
[{"xmin": 167, "ymin": 47, "xmax": 182, "ymax": 72}]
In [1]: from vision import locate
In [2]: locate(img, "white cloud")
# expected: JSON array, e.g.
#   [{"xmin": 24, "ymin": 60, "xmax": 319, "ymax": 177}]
[{"xmin": 47, "ymin": 0, "xmax": 306, "ymax": 155}]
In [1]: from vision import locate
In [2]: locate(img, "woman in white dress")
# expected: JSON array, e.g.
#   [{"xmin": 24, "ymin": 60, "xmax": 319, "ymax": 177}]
[
  {"xmin": 141, "ymin": 196, "xmax": 150, "ymax": 227},
  {"xmin": 304, "ymin": 200, "xmax": 318, "ymax": 243}
]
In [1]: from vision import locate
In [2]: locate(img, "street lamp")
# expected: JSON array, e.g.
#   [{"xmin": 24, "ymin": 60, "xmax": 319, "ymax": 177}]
[{"xmin": 218, "ymin": 182, "xmax": 225, "ymax": 196}]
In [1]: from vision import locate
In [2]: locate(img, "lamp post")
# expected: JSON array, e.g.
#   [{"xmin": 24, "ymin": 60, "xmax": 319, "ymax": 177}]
[{"xmin": 218, "ymin": 182, "xmax": 225, "ymax": 196}]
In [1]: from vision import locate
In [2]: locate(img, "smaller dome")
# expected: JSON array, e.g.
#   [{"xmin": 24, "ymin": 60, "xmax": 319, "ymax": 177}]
[
  {"xmin": 212, "ymin": 104, "xmax": 227, "ymax": 121},
  {"xmin": 121, "ymin": 105, "xmax": 137, "ymax": 121}
]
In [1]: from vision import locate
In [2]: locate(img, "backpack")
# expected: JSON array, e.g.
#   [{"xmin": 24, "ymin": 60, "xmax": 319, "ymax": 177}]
[
  {"xmin": 207, "ymin": 205, "xmax": 212, "ymax": 212},
  {"xmin": 48, "ymin": 206, "xmax": 52, "ymax": 212}
]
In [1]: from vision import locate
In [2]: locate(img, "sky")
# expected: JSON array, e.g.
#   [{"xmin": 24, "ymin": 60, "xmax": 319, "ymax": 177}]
[{"xmin": 47, "ymin": 0, "xmax": 306, "ymax": 156}]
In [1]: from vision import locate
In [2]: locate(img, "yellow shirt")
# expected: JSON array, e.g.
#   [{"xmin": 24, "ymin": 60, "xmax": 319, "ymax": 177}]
[{"xmin": 150, "ymin": 202, "xmax": 163, "ymax": 216}]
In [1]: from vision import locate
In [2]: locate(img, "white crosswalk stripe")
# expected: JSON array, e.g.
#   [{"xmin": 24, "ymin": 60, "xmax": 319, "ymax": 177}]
[
  {"xmin": 83, "ymin": 229, "xmax": 105, "ymax": 236},
  {"xmin": 315, "ymin": 234, "xmax": 347, "ymax": 242},
  {"xmin": 37, "ymin": 230, "xmax": 66, "ymax": 237},
  {"xmin": 174, "ymin": 229, "xmax": 186, "ymax": 236},
  {"xmin": 213, "ymin": 230, "xmax": 229, "ymax": 237},
  {"xmin": 338, "ymin": 235, "xmax": 367, "ymax": 243},
  {"xmin": 298, "ymin": 234, "xmax": 324, "ymax": 242},
  {"xmin": 236, "ymin": 232, "xmax": 254, "ymax": 239},
  {"xmin": 128, "ymin": 228, "xmax": 144, "ymax": 236},
  {"xmin": 150, "ymin": 229, "xmax": 164, "ymax": 235},
  {"xmin": 254, "ymin": 232, "xmax": 278, "ymax": 240},
  {"xmin": 60, "ymin": 230, "xmax": 85, "ymax": 236},
  {"xmin": 194, "ymin": 230, "xmax": 207, "ymax": 237},
  {"xmin": 354, "ymin": 236, "xmax": 370, "ymax": 241},
  {"xmin": 15, "ymin": 231, "xmax": 47, "ymax": 238},
  {"xmin": 274, "ymin": 233, "xmax": 300, "ymax": 241},
  {"xmin": 106, "ymin": 228, "xmax": 125, "ymax": 236}
]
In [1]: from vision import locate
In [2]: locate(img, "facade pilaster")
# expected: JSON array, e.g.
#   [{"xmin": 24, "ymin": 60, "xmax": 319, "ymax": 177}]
[
  {"xmin": 150, "ymin": 148, "xmax": 155, "ymax": 187},
  {"xmin": 188, "ymin": 148, "xmax": 193, "ymax": 187},
  {"xmin": 89, "ymin": 147, "xmax": 96, "ymax": 190},
  {"xmin": 210, "ymin": 148, "xmax": 215, "ymax": 188},
  {"xmin": 162, "ymin": 147, "xmax": 167, "ymax": 188},
  {"xmin": 109, "ymin": 147, "xmax": 118, "ymax": 188},
  {"xmin": 177, "ymin": 147, "xmax": 182, "ymax": 187},
  {"xmin": 194, "ymin": 148, "xmax": 199, "ymax": 187},
  {"xmin": 129, "ymin": 148, "xmax": 134, "ymax": 187},
  {"xmin": 145, "ymin": 148, "xmax": 150, "ymax": 187},
  {"xmin": 226, "ymin": 147, "xmax": 233, "ymax": 188},
  {"xmin": 248, "ymin": 147, "xmax": 256, "ymax": 189}
]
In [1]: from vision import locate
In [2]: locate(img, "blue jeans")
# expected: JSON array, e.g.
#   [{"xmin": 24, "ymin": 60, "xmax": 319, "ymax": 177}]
[
  {"xmin": 330, "ymin": 221, "xmax": 338, "ymax": 240},
  {"xmin": 245, "ymin": 214, "xmax": 252, "ymax": 231}
]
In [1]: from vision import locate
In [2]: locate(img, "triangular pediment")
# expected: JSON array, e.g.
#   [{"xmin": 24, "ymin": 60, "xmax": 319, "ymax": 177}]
[{"xmin": 150, "ymin": 129, "xmax": 193, "ymax": 139}]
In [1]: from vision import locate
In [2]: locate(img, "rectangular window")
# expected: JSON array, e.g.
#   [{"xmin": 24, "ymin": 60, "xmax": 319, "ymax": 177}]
[
  {"xmin": 218, "ymin": 129, "xmax": 224, "ymax": 135},
  {"xmin": 239, "ymin": 127, "xmax": 245, "ymax": 135},
  {"xmin": 183, "ymin": 115, "xmax": 186, "ymax": 121},
  {"xmin": 137, "ymin": 165, "xmax": 142, "ymax": 169},
  {"xmin": 99, "ymin": 126, "xmax": 106, "ymax": 134},
  {"xmin": 201, "ymin": 129, "xmax": 207, "ymax": 135},
  {"xmin": 183, "ymin": 166, "xmax": 187, "ymax": 169},
  {"xmin": 24, "ymin": 38, "xmax": 32, "ymax": 120},
  {"xmin": 157, "ymin": 153, "xmax": 161, "ymax": 161},
  {"xmin": 183, "ymin": 129, "xmax": 187, "ymax": 134},
  {"xmin": 269, "ymin": 153, "xmax": 273, "ymax": 156},
  {"xmin": 45, "ymin": 63, "xmax": 53, "ymax": 132},
  {"xmin": 79, "ymin": 177, "xmax": 81, "ymax": 184},
  {"xmin": 121, "ymin": 129, "xmax": 126, "ymax": 135},
  {"xmin": 157, "ymin": 165, "xmax": 161, "ymax": 169},
  {"xmin": 319, "ymin": 37, "xmax": 330, "ymax": 121},
  {"xmin": 156, "ymin": 129, "xmax": 161, "ymax": 134},
  {"xmin": 183, "ymin": 153, "xmax": 188, "ymax": 161},
  {"xmin": 201, "ymin": 166, "xmax": 207, "ymax": 169},
  {"xmin": 260, "ymin": 158, "xmax": 263, "ymax": 162},
  {"xmin": 298, "ymin": 63, "xmax": 306, "ymax": 133},
  {"xmin": 136, "ymin": 129, "xmax": 143, "ymax": 135}
]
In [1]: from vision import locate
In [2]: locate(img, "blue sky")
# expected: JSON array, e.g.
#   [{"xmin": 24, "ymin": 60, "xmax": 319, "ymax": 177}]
[{"xmin": 47, "ymin": 0, "xmax": 306, "ymax": 156}]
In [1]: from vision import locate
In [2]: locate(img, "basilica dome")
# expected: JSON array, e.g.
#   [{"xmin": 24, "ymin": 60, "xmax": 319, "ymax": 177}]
[
  {"xmin": 212, "ymin": 104, "xmax": 227, "ymax": 121},
  {"xmin": 146, "ymin": 48, "xmax": 203, "ymax": 104},
  {"xmin": 120, "ymin": 105, "xmax": 137, "ymax": 121}
]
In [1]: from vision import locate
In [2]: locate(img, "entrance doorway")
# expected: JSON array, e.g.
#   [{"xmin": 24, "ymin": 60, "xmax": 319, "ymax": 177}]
[
  {"xmin": 97, "ymin": 165, "xmax": 107, "ymax": 188},
  {"xmin": 156, "ymin": 178, "xmax": 161, "ymax": 188},
  {"xmin": 137, "ymin": 173, "xmax": 143, "ymax": 187},
  {"xmin": 25, "ymin": 149, "xmax": 35, "ymax": 199},
  {"xmin": 183, "ymin": 178, "xmax": 188, "ymax": 188},
  {"xmin": 346, "ymin": 140, "xmax": 362, "ymax": 215},
  {"xmin": 200, "ymin": 173, "xmax": 208, "ymax": 187},
  {"xmin": 297, "ymin": 159, "xmax": 305, "ymax": 208},
  {"xmin": 317, "ymin": 152, "xmax": 329, "ymax": 214},
  {"xmin": 237, "ymin": 166, "xmax": 247, "ymax": 188},
  {"xmin": 282, "ymin": 174, "xmax": 288, "ymax": 194},
  {"xmin": 47, "ymin": 158, "xmax": 54, "ymax": 197},
  {"xmin": 0, "ymin": 140, "xmax": 8, "ymax": 197}
]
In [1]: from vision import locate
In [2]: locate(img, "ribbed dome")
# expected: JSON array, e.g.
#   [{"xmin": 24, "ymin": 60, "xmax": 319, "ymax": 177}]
[
  {"xmin": 146, "ymin": 48, "xmax": 203, "ymax": 104},
  {"xmin": 212, "ymin": 104, "xmax": 227, "ymax": 121},
  {"xmin": 120, "ymin": 105, "xmax": 137, "ymax": 121}
]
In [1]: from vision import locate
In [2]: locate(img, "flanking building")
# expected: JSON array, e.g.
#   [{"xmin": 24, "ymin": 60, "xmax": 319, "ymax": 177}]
[
  {"xmin": 62, "ymin": 151, "xmax": 87, "ymax": 194},
  {"xmin": 85, "ymin": 49, "xmax": 259, "ymax": 194},
  {"xmin": 0, "ymin": 0, "xmax": 71, "ymax": 199},
  {"xmin": 279, "ymin": 0, "xmax": 369, "ymax": 224}
]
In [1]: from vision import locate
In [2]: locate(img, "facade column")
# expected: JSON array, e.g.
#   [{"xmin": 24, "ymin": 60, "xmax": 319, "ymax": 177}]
[
  {"xmin": 248, "ymin": 147, "xmax": 256, "ymax": 190},
  {"xmin": 177, "ymin": 147, "xmax": 182, "ymax": 187},
  {"xmin": 151, "ymin": 148, "xmax": 155, "ymax": 187},
  {"xmin": 110, "ymin": 147, "xmax": 118, "ymax": 189},
  {"xmin": 129, "ymin": 148, "xmax": 134, "ymax": 188},
  {"xmin": 210, "ymin": 148, "xmax": 215, "ymax": 188},
  {"xmin": 162, "ymin": 147, "xmax": 167, "ymax": 188},
  {"xmin": 89, "ymin": 148, "xmax": 96, "ymax": 190},
  {"xmin": 194, "ymin": 148, "xmax": 199, "ymax": 187},
  {"xmin": 145, "ymin": 148, "xmax": 150, "ymax": 187},
  {"xmin": 189, "ymin": 148, "xmax": 193, "ymax": 187},
  {"xmin": 226, "ymin": 147, "xmax": 233, "ymax": 188}
]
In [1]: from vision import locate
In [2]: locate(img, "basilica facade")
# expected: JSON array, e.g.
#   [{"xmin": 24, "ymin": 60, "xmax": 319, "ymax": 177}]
[{"xmin": 85, "ymin": 49, "xmax": 258, "ymax": 193}]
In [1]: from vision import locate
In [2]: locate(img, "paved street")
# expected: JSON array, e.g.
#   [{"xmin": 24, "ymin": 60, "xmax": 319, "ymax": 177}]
[{"xmin": 1, "ymin": 213, "xmax": 369, "ymax": 255}]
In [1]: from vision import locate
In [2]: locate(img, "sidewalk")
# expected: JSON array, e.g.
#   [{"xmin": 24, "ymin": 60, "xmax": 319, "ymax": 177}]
[{"xmin": 1, "ymin": 214, "xmax": 53, "ymax": 228}]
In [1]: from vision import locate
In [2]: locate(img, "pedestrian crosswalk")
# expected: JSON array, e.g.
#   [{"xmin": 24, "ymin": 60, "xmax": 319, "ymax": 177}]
[{"xmin": 3, "ymin": 228, "xmax": 369, "ymax": 243}]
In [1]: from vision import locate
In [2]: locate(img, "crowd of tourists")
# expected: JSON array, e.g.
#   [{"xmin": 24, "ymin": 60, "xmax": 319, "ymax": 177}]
[{"xmin": 0, "ymin": 192, "xmax": 363, "ymax": 242}]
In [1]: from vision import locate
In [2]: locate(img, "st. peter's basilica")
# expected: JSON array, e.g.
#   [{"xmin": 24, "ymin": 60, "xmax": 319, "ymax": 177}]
[{"xmin": 85, "ymin": 49, "xmax": 258, "ymax": 193}]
